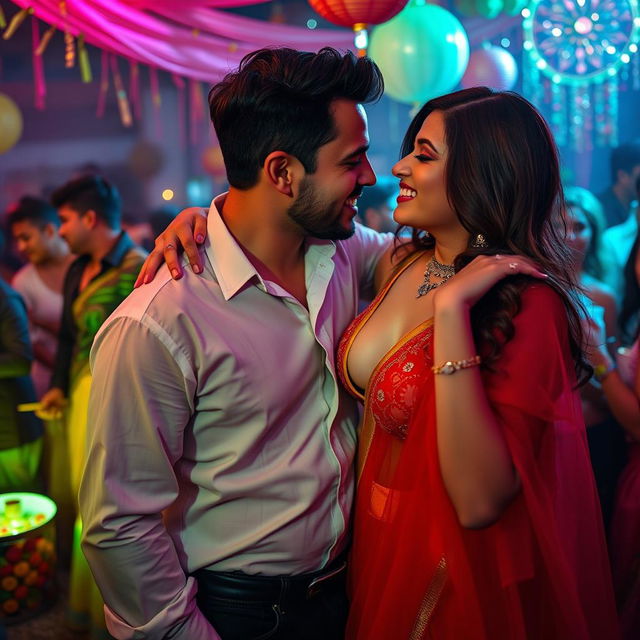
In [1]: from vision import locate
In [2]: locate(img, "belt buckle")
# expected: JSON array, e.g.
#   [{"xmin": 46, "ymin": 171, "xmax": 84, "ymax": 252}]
[{"xmin": 306, "ymin": 561, "xmax": 346, "ymax": 599}]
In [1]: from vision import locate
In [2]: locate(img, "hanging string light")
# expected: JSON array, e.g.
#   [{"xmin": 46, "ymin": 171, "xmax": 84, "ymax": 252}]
[{"xmin": 522, "ymin": 0, "xmax": 639, "ymax": 150}]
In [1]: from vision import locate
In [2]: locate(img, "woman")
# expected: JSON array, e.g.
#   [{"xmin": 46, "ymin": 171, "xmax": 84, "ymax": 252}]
[
  {"xmin": 590, "ymin": 228, "xmax": 640, "ymax": 640},
  {"xmin": 337, "ymin": 88, "xmax": 617, "ymax": 639},
  {"xmin": 564, "ymin": 185, "xmax": 626, "ymax": 529}
]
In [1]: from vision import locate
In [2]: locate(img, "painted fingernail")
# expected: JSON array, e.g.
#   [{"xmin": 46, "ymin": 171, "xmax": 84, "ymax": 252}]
[
  {"xmin": 171, "ymin": 269, "xmax": 180, "ymax": 279},
  {"xmin": 192, "ymin": 264, "xmax": 202, "ymax": 274},
  {"xmin": 196, "ymin": 234, "xmax": 205, "ymax": 243}
]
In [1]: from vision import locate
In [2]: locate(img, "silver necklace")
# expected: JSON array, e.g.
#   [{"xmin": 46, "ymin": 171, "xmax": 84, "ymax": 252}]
[{"xmin": 416, "ymin": 256, "xmax": 455, "ymax": 298}]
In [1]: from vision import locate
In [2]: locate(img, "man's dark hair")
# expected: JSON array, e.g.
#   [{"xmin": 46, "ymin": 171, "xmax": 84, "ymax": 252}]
[
  {"xmin": 50, "ymin": 174, "xmax": 121, "ymax": 230},
  {"xmin": 610, "ymin": 141, "xmax": 640, "ymax": 183},
  {"xmin": 6, "ymin": 196, "xmax": 60, "ymax": 230},
  {"xmin": 209, "ymin": 47, "xmax": 384, "ymax": 189}
]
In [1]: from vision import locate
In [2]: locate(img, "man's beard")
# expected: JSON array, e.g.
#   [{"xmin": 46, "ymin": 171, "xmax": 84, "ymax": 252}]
[{"xmin": 287, "ymin": 177, "xmax": 357, "ymax": 241}]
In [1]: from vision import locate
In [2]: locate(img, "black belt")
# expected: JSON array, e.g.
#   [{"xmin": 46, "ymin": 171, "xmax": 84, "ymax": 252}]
[{"xmin": 193, "ymin": 554, "xmax": 347, "ymax": 603}]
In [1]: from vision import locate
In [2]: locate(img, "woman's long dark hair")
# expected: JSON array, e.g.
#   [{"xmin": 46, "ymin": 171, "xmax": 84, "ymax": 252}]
[{"xmin": 394, "ymin": 87, "xmax": 590, "ymax": 383}]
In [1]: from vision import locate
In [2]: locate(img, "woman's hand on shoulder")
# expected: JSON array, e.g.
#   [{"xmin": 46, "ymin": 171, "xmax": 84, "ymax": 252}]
[
  {"xmin": 134, "ymin": 207, "xmax": 209, "ymax": 287},
  {"xmin": 433, "ymin": 254, "xmax": 547, "ymax": 311}
]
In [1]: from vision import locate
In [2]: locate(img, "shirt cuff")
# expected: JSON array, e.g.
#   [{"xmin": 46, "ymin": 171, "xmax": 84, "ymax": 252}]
[{"xmin": 104, "ymin": 576, "xmax": 221, "ymax": 640}]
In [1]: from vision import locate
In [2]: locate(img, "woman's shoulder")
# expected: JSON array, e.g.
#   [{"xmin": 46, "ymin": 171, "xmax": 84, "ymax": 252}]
[
  {"xmin": 374, "ymin": 240, "xmax": 427, "ymax": 292},
  {"xmin": 515, "ymin": 282, "xmax": 569, "ymax": 335}
]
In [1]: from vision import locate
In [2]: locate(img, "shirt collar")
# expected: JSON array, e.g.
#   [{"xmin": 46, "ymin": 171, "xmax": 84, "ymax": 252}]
[
  {"xmin": 205, "ymin": 194, "xmax": 264, "ymax": 300},
  {"xmin": 102, "ymin": 231, "xmax": 135, "ymax": 267},
  {"xmin": 205, "ymin": 194, "xmax": 337, "ymax": 301}
]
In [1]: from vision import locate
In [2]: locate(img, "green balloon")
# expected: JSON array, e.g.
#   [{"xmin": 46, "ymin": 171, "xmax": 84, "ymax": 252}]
[
  {"xmin": 369, "ymin": 3, "xmax": 470, "ymax": 105},
  {"xmin": 502, "ymin": 0, "xmax": 527, "ymax": 15},
  {"xmin": 475, "ymin": 0, "xmax": 504, "ymax": 18}
]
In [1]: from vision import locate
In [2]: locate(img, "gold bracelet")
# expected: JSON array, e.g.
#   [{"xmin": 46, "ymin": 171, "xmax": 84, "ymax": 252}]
[{"xmin": 432, "ymin": 355, "xmax": 481, "ymax": 375}]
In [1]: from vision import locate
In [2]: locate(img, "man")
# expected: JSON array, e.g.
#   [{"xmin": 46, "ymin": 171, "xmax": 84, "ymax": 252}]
[
  {"xmin": 0, "ymin": 235, "xmax": 43, "ymax": 493},
  {"xmin": 355, "ymin": 175, "xmax": 398, "ymax": 233},
  {"xmin": 80, "ymin": 48, "xmax": 390, "ymax": 640},
  {"xmin": 597, "ymin": 140, "xmax": 640, "ymax": 228},
  {"xmin": 7, "ymin": 197, "xmax": 74, "ymax": 397},
  {"xmin": 40, "ymin": 174, "xmax": 146, "ymax": 636}
]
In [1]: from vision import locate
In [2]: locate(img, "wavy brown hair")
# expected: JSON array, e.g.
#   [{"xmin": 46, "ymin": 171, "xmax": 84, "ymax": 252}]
[{"xmin": 394, "ymin": 87, "xmax": 590, "ymax": 383}]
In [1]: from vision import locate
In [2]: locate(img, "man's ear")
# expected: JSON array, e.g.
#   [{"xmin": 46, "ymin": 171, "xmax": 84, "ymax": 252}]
[
  {"xmin": 263, "ymin": 151, "xmax": 302, "ymax": 197},
  {"xmin": 82, "ymin": 209, "xmax": 98, "ymax": 229},
  {"xmin": 43, "ymin": 222, "xmax": 57, "ymax": 239}
]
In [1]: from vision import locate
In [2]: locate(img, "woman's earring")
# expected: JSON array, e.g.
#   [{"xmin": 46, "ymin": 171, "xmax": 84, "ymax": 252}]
[{"xmin": 472, "ymin": 234, "xmax": 488, "ymax": 248}]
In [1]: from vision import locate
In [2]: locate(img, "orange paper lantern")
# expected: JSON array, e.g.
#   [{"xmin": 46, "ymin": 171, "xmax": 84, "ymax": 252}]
[
  {"xmin": 308, "ymin": 0, "xmax": 409, "ymax": 55},
  {"xmin": 308, "ymin": 0, "xmax": 409, "ymax": 26}
]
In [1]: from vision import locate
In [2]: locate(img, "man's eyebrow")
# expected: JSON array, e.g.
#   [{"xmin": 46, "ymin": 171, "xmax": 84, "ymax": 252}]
[
  {"xmin": 416, "ymin": 138, "xmax": 440, "ymax": 154},
  {"xmin": 340, "ymin": 144, "xmax": 369, "ymax": 162}
]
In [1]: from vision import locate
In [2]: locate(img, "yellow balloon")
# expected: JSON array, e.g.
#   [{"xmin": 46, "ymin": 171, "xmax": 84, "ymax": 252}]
[{"xmin": 0, "ymin": 93, "xmax": 23, "ymax": 154}]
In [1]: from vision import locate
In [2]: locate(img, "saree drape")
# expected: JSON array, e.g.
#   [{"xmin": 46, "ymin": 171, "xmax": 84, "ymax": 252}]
[{"xmin": 340, "ymin": 278, "xmax": 619, "ymax": 639}]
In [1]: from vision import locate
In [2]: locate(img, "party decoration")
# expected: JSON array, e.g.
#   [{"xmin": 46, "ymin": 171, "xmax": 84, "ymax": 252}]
[
  {"xmin": 308, "ymin": 0, "xmax": 409, "ymax": 55},
  {"xmin": 8, "ymin": 0, "xmax": 356, "ymax": 84},
  {"xmin": 461, "ymin": 45, "xmax": 518, "ymax": 90},
  {"xmin": 369, "ymin": 1, "xmax": 469, "ymax": 105},
  {"xmin": 0, "ymin": 94, "xmax": 23, "ymax": 154},
  {"xmin": 522, "ymin": 0, "xmax": 640, "ymax": 150}
]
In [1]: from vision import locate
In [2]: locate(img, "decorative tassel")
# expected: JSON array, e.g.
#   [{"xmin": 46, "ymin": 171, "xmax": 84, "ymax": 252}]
[
  {"xmin": 35, "ymin": 24, "xmax": 56, "ymax": 56},
  {"xmin": 3, "ymin": 7, "xmax": 33, "ymax": 40},
  {"xmin": 64, "ymin": 30, "xmax": 75, "ymax": 68},
  {"xmin": 78, "ymin": 34, "xmax": 92, "ymax": 83},
  {"xmin": 111, "ymin": 56, "xmax": 132, "ymax": 127},
  {"xmin": 59, "ymin": 1, "xmax": 75, "ymax": 68},
  {"xmin": 31, "ymin": 17, "xmax": 46, "ymax": 110},
  {"xmin": 96, "ymin": 49, "xmax": 109, "ymax": 118},
  {"xmin": 549, "ymin": 81, "xmax": 566, "ymax": 148}
]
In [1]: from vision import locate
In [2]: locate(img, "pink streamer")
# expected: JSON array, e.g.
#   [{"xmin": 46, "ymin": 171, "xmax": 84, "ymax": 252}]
[
  {"xmin": 31, "ymin": 16, "xmax": 46, "ymax": 110},
  {"xmin": 9, "ymin": 0, "xmax": 356, "ymax": 83}
]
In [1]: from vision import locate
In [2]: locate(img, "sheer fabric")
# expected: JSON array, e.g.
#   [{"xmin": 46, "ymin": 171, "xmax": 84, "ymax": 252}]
[{"xmin": 338, "ymin": 272, "xmax": 619, "ymax": 639}]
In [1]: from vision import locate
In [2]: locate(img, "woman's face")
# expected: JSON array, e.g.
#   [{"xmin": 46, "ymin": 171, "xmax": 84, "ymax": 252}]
[
  {"xmin": 392, "ymin": 111, "xmax": 460, "ymax": 235},
  {"xmin": 565, "ymin": 205, "xmax": 592, "ymax": 266}
]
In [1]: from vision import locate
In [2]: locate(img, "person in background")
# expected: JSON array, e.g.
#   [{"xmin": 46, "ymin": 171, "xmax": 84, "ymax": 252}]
[
  {"xmin": 355, "ymin": 176, "xmax": 397, "ymax": 233},
  {"xmin": 0, "ymin": 227, "xmax": 43, "ymax": 494},
  {"xmin": 587, "ymin": 232, "xmax": 640, "ymax": 639},
  {"xmin": 598, "ymin": 140, "xmax": 640, "ymax": 228},
  {"xmin": 7, "ymin": 196, "xmax": 76, "ymax": 566},
  {"xmin": 7, "ymin": 197, "xmax": 74, "ymax": 398},
  {"xmin": 564, "ymin": 185, "xmax": 627, "ymax": 530},
  {"xmin": 603, "ymin": 175, "xmax": 640, "ymax": 304},
  {"xmin": 41, "ymin": 174, "xmax": 146, "ymax": 638}
]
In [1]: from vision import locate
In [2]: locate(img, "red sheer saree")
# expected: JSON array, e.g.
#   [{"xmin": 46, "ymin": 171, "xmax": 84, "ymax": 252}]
[{"xmin": 338, "ymin": 265, "xmax": 618, "ymax": 640}]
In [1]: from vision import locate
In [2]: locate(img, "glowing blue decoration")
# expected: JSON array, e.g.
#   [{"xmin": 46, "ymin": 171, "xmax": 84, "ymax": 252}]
[{"xmin": 522, "ymin": 0, "xmax": 639, "ymax": 85}]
